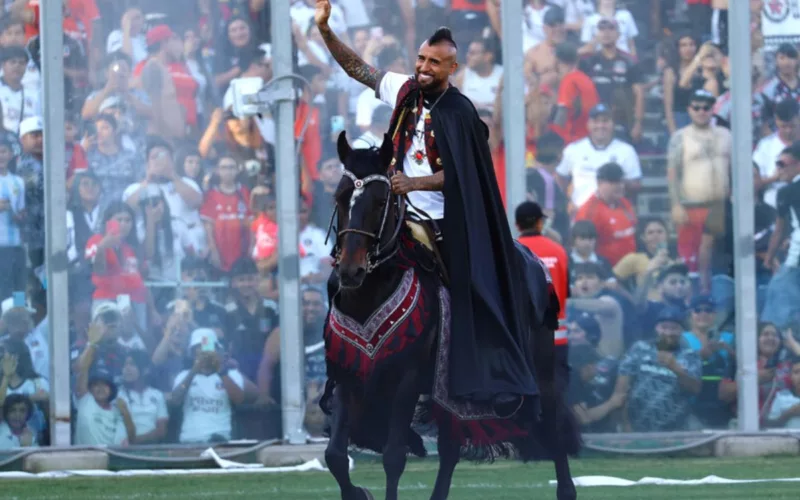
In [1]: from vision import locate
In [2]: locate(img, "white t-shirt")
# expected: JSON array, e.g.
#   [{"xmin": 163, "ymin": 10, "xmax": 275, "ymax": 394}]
[
  {"xmin": 0, "ymin": 80, "xmax": 40, "ymax": 134},
  {"xmin": 117, "ymin": 334, "xmax": 147, "ymax": 352},
  {"xmin": 173, "ymin": 369, "xmax": 244, "ymax": 443},
  {"xmin": 461, "ymin": 65, "xmax": 503, "ymax": 111},
  {"xmin": 122, "ymin": 178, "xmax": 207, "ymax": 257},
  {"xmin": 5, "ymin": 377, "xmax": 49, "ymax": 397},
  {"xmin": 768, "ymin": 389, "xmax": 800, "ymax": 429},
  {"xmin": 0, "ymin": 422, "xmax": 37, "ymax": 450},
  {"xmin": 106, "ymin": 30, "xmax": 148, "ymax": 65},
  {"xmin": 26, "ymin": 324, "xmax": 49, "ymax": 383},
  {"xmin": 299, "ymin": 224, "xmax": 333, "ymax": 277},
  {"xmin": 0, "ymin": 171, "xmax": 25, "ymax": 247},
  {"xmin": 522, "ymin": 3, "xmax": 551, "ymax": 53},
  {"xmin": 355, "ymin": 87, "xmax": 384, "ymax": 130},
  {"xmin": 291, "ymin": 0, "xmax": 348, "ymax": 34},
  {"xmin": 74, "ymin": 393, "xmax": 128, "ymax": 446},
  {"xmin": 117, "ymin": 386, "xmax": 168, "ymax": 439},
  {"xmin": 556, "ymin": 137, "xmax": 642, "ymax": 207},
  {"xmin": 580, "ymin": 10, "xmax": 639, "ymax": 54},
  {"xmin": 753, "ymin": 133, "xmax": 789, "ymax": 208},
  {"xmin": 377, "ymin": 72, "xmax": 445, "ymax": 219}
]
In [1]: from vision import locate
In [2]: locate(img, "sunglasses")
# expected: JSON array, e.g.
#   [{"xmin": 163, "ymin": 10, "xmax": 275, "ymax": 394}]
[
  {"xmin": 691, "ymin": 104, "xmax": 712, "ymax": 112},
  {"xmin": 693, "ymin": 306, "xmax": 714, "ymax": 314}
]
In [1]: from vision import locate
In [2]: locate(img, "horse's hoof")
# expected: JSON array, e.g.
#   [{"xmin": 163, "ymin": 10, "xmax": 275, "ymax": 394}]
[
  {"xmin": 357, "ymin": 486, "xmax": 375, "ymax": 500},
  {"xmin": 556, "ymin": 485, "xmax": 577, "ymax": 500}
]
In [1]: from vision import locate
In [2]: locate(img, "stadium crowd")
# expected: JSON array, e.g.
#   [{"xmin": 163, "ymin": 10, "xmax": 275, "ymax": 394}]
[{"xmin": 3, "ymin": 0, "xmax": 800, "ymax": 449}]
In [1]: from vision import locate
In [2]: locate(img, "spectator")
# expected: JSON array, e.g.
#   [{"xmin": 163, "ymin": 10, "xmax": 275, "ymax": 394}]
[
  {"xmin": 151, "ymin": 300, "xmax": 195, "ymax": 393},
  {"xmin": 0, "ymin": 45, "xmax": 39, "ymax": 135},
  {"xmin": 0, "ymin": 305, "xmax": 48, "ymax": 385},
  {"xmin": 174, "ymin": 258, "xmax": 228, "ymax": 336},
  {"xmin": 0, "ymin": 393, "xmax": 36, "ymax": 449},
  {"xmin": 123, "ymin": 138, "xmax": 205, "ymax": 271},
  {"xmin": 0, "ymin": 339, "xmax": 48, "ymax": 437},
  {"xmin": 0, "ymin": 136, "xmax": 25, "ymax": 300},
  {"xmin": 580, "ymin": 0, "xmax": 638, "ymax": 57},
  {"xmin": 762, "ymin": 141, "xmax": 800, "ymax": 327},
  {"xmin": 67, "ymin": 171, "xmax": 102, "ymax": 287},
  {"xmin": 106, "ymin": 7, "xmax": 147, "ymax": 65},
  {"xmin": 84, "ymin": 202, "xmax": 149, "ymax": 330},
  {"xmin": 183, "ymin": 26, "xmax": 214, "ymax": 127},
  {"xmin": 299, "ymin": 285, "xmax": 328, "ymax": 436},
  {"xmin": 86, "ymin": 113, "xmax": 141, "ymax": 212},
  {"xmin": 515, "ymin": 0, "xmax": 554, "ymax": 53},
  {"xmin": 551, "ymin": 41, "xmax": 599, "ymax": 144},
  {"xmin": 524, "ymin": 7, "xmax": 566, "ymax": 89},
  {"xmin": 575, "ymin": 162, "xmax": 637, "ymax": 267},
  {"xmin": 613, "ymin": 217, "xmax": 676, "ymax": 297},
  {"xmin": 176, "ymin": 147, "xmax": 206, "ymax": 192},
  {"xmin": 135, "ymin": 25, "xmax": 191, "ymax": 140},
  {"xmin": 250, "ymin": 190, "xmax": 281, "ymax": 274},
  {"xmin": 296, "ymin": 64, "xmax": 327, "ymax": 191},
  {"xmin": 568, "ymin": 262, "xmax": 624, "ymax": 357},
  {"xmin": 613, "ymin": 306, "xmax": 702, "ymax": 432},
  {"xmin": 226, "ymin": 257, "xmax": 279, "ymax": 386},
  {"xmin": 353, "ymin": 104, "xmax": 391, "ymax": 149},
  {"xmin": 117, "ymin": 350, "xmax": 168, "ymax": 444},
  {"xmin": 637, "ymin": 262, "xmax": 692, "ymax": 341},
  {"xmin": 766, "ymin": 356, "xmax": 800, "ymax": 429},
  {"xmin": 754, "ymin": 99, "xmax": 800, "ymax": 209},
  {"xmin": 760, "ymin": 43, "xmax": 800, "ymax": 132},
  {"xmin": 299, "ymin": 196, "xmax": 332, "ymax": 286},
  {"xmin": 355, "ymin": 45, "xmax": 405, "ymax": 134},
  {"xmin": 557, "ymin": 103, "xmax": 640, "ymax": 209},
  {"xmin": 681, "ymin": 294, "xmax": 735, "ymax": 429},
  {"xmin": 525, "ymin": 132, "xmax": 569, "ymax": 242},
  {"xmin": 567, "ymin": 220, "xmax": 614, "ymax": 281},
  {"xmin": 16, "ymin": 116, "xmax": 44, "ymax": 270},
  {"xmin": 71, "ymin": 302, "xmax": 126, "ymax": 386},
  {"xmin": 578, "ymin": 17, "xmax": 644, "ymax": 142},
  {"xmin": 453, "ymin": 37, "xmax": 502, "ymax": 112},
  {"xmin": 116, "ymin": 300, "xmax": 147, "ymax": 352},
  {"xmin": 309, "ymin": 151, "xmax": 342, "ymax": 229},
  {"xmin": 213, "ymin": 17, "xmax": 256, "ymax": 93},
  {"xmin": 0, "ymin": 19, "xmax": 35, "ymax": 95},
  {"xmin": 667, "ymin": 89, "xmax": 730, "ymax": 273},
  {"xmin": 679, "ymin": 42, "xmax": 727, "ymax": 99},
  {"xmin": 568, "ymin": 342, "xmax": 624, "ymax": 433},
  {"xmin": 663, "ymin": 34, "xmax": 700, "ymax": 134},
  {"xmin": 201, "ymin": 154, "xmax": 252, "ymax": 273},
  {"xmin": 171, "ymin": 328, "xmax": 245, "ymax": 443}
]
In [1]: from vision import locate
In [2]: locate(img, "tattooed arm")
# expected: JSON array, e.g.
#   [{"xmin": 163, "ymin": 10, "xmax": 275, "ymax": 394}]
[{"xmin": 316, "ymin": 0, "xmax": 384, "ymax": 90}]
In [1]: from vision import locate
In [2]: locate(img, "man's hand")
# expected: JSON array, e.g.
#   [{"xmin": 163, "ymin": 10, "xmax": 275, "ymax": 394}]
[
  {"xmin": 657, "ymin": 351, "xmax": 677, "ymax": 371},
  {"xmin": 315, "ymin": 0, "xmax": 331, "ymax": 27},
  {"xmin": 391, "ymin": 172, "xmax": 416, "ymax": 195}
]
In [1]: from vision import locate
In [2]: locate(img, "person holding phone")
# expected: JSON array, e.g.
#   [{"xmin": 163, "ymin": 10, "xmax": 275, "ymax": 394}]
[
  {"xmin": 84, "ymin": 202, "xmax": 150, "ymax": 332},
  {"xmin": 613, "ymin": 217, "xmax": 676, "ymax": 298}
]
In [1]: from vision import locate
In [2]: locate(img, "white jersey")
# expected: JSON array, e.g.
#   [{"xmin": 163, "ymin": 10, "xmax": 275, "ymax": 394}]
[
  {"xmin": 556, "ymin": 137, "xmax": 642, "ymax": 208},
  {"xmin": 173, "ymin": 369, "xmax": 244, "ymax": 444},
  {"xmin": 580, "ymin": 10, "xmax": 639, "ymax": 54},
  {"xmin": 377, "ymin": 72, "xmax": 445, "ymax": 219},
  {"xmin": 461, "ymin": 65, "xmax": 503, "ymax": 112},
  {"xmin": 299, "ymin": 224, "xmax": 333, "ymax": 278},
  {"xmin": 0, "ymin": 421, "xmax": 37, "ymax": 450},
  {"xmin": 74, "ymin": 393, "xmax": 128, "ymax": 446},
  {"xmin": 117, "ymin": 386, "xmax": 168, "ymax": 439},
  {"xmin": 0, "ymin": 80, "xmax": 40, "ymax": 134},
  {"xmin": 752, "ymin": 132, "xmax": 789, "ymax": 208}
]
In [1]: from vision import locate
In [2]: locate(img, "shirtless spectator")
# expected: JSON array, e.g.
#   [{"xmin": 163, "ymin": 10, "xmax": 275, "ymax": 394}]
[
  {"xmin": 578, "ymin": 18, "xmax": 644, "ymax": 142},
  {"xmin": 753, "ymin": 99, "xmax": 800, "ymax": 209},
  {"xmin": 667, "ymin": 89, "xmax": 731, "ymax": 273},
  {"xmin": 557, "ymin": 104, "xmax": 640, "ymax": 210},
  {"xmin": 454, "ymin": 37, "xmax": 502, "ymax": 112},
  {"xmin": 524, "ymin": 6, "xmax": 566, "ymax": 90}
]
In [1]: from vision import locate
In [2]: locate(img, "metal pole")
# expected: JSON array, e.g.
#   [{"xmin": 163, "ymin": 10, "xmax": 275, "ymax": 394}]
[
  {"xmin": 41, "ymin": 1, "xmax": 70, "ymax": 446},
  {"xmin": 271, "ymin": 1, "xmax": 306, "ymax": 444},
  {"xmin": 730, "ymin": 1, "xmax": 759, "ymax": 432},
  {"xmin": 500, "ymin": 0, "xmax": 525, "ymax": 231}
]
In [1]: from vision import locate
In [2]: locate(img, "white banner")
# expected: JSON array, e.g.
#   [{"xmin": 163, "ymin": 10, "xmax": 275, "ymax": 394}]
[{"xmin": 762, "ymin": 0, "xmax": 800, "ymax": 44}]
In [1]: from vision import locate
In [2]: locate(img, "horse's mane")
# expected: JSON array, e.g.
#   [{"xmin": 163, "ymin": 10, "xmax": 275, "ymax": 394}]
[{"xmin": 344, "ymin": 147, "xmax": 389, "ymax": 179}]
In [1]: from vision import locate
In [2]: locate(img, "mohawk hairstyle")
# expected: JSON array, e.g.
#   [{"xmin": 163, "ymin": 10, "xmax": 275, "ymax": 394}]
[{"xmin": 428, "ymin": 27, "xmax": 457, "ymax": 50}]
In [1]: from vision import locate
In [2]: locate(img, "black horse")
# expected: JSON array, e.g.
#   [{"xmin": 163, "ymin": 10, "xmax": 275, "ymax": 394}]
[{"xmin": 320, "ymin": 131, "xmax": 578, "ymax": 500}]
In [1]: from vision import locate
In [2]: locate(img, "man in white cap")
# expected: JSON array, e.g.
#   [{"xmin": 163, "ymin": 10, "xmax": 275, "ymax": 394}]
[
  {"xmin": 171, "ymin": 328, "xmax": 246, "ymax": 443},
  {"xmin": 16, "ymin": 116, "xmax": 45, "ymax": 268}
]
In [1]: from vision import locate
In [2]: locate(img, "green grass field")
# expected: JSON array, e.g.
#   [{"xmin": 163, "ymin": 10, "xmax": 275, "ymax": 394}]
[{"xmin": 3, "ymin": 456, "xmax": 800, "ymax": 499}]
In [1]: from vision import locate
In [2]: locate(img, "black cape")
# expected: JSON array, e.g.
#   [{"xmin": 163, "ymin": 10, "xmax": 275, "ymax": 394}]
[{"xmin": 427, "ymin": 88, "xmax": 539, "ymax": 402}]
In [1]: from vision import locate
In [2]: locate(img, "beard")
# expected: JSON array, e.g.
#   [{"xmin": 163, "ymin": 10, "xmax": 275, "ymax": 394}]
[{"xmin": 416, "ymin": 71, "xmax": 444, "ymax": 91}]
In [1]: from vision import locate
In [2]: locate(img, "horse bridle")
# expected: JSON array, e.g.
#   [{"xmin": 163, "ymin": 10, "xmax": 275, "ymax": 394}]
[{"xmin": 326, "ymin": 169, "xmax": 406, "ymax": 274}]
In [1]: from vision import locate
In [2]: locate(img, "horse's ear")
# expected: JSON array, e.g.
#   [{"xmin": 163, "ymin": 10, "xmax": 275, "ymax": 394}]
[
  {"xmin": 337, "ymin": 131, "xmax": 351, "ymax": 163},
  {"xmin": 379, "ymin": 134, "xmax": 393, "ymax": 168}
]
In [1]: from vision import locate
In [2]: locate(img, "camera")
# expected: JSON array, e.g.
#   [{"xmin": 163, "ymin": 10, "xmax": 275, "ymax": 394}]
[{"xmin": 228, "ymin": 77, "xmax": 265, "ymax": 119}]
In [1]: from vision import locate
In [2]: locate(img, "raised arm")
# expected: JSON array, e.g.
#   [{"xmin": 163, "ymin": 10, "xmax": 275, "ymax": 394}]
[{"xmin": 315, "ymin": 0, "xmax": 383, "ymax": 90}]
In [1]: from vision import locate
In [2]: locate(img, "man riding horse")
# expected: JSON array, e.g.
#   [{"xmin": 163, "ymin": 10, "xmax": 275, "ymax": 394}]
[{"xmin": 315, "ymin": 0, "xmax": 538, "ymax": 417}]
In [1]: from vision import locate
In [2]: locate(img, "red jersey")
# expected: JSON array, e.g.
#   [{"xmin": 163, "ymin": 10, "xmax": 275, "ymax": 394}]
[
  {"xmin": 296, "ymin": 101, "xmax": 321, "ymax": 181},
  {"xmin": 251, "ymin": 214, "xmax": 306, "ymax": 261},
  {"xmin": 574, "ymin": 194, "xmax": 637, "ymax": 266},
  {"xmin": 133, "ymin": 60, "xmax": 199, "ymax": 126},
  {"xmin": 552, "ymin": 69, "xmax": 599, "ymax": 144},
  {"xmin": 25, "ymin": 0, "xmax": 99, "ymax": 46},
  {"xmin": 518, "ymin": 233, "xmax": 569, "ymax": 345},
  {"xmin": 84, "ymin": 235, "xmax": 147, "ymax": 303},
  {"xmin": 201, "ymin": 185, "xmax": 251, "ymax": 271}
]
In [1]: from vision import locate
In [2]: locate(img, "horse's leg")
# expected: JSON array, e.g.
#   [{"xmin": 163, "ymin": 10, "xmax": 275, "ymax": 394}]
[
  {"xmin": 325, "ymin": 383, "xmax": 372, "ymax": 500},
  {"xmin": 382, "ymin": 368, "xmax": 420, "ymax": 500},
  {"xmin": 429, "ymin": 419, "xmax": 460, "ymax": 500}
]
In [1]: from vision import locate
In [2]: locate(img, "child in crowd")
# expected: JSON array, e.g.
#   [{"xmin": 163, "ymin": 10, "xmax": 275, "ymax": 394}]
[
  {"xmin": 766, "ymin": 357, "xmax": 800, "ymax": 429},
  {"xmin": 0, "ymin": 394, "xmax": 37, "ymax": 449}
]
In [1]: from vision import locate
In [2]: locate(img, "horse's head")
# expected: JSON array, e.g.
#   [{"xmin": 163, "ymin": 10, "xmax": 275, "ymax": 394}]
[{"xmin": 333, "ymin": 131, "xmax": 401, "ymax": 288}]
